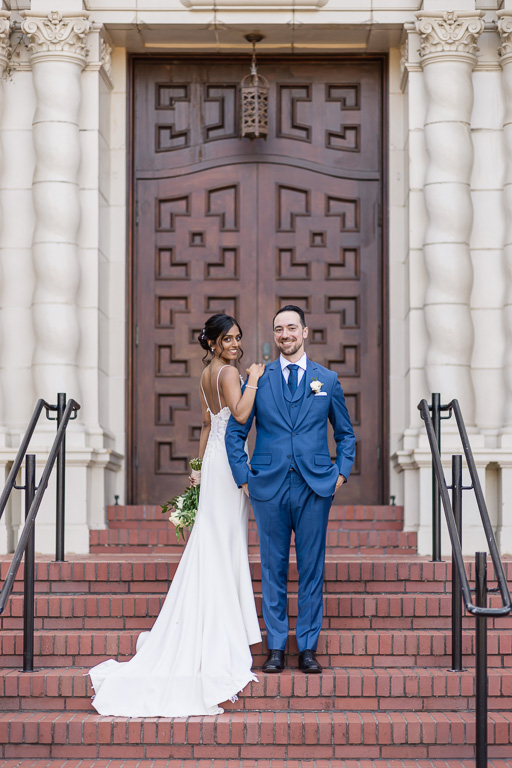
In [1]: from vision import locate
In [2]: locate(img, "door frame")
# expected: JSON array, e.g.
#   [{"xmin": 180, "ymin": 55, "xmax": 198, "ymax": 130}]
[{"xmin": 126, "ymin": 53, "xmax": 389, "ymax": 505}]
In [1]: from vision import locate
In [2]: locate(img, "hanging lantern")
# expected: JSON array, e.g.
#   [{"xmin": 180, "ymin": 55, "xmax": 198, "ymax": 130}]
[{"xmin": 240, "ymin": 34, "xmax": 269, "ymax": 140}]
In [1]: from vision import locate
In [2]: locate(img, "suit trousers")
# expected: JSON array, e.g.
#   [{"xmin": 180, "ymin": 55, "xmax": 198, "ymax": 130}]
[{"xmin": 250, "ymin": 468, "xmax": 332, "ymax": 653}]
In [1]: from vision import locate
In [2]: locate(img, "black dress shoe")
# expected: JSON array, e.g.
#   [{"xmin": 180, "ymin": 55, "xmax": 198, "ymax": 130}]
[
  {"xmin": 298, "ymin": 649, "xmax": 322, "ymax": 674},
  {"xmin": 262, "ymin": 649, "xmax": 285, "ymax": 673}
]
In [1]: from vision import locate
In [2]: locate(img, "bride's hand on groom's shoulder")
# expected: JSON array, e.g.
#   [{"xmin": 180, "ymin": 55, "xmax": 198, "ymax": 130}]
[{"xmin": 246, "ymin": 363, "xmax": 266, "ymax": 380}]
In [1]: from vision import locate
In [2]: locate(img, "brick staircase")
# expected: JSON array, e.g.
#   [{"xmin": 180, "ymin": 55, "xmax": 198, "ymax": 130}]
[{"xmin": 1, "ymin": 504, "xmax": 512, "ymax": 766}]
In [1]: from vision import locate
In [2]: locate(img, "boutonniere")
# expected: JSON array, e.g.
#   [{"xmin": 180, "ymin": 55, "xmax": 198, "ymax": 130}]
[{"xmin": 309, "ymin": 378, "xmax": 324, "ymax": 395}]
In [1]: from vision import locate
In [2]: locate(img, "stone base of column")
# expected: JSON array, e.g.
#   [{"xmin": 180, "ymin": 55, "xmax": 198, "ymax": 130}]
[
  {"xmin": 0, "ymin": 446, "xmax": 122, "ymax": 555},
  {"xmin": 394, "ymin": 437, "xmax": 510, "ymax": 557}
]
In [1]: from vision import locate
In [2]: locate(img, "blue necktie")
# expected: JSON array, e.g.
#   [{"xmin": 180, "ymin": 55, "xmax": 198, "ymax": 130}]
[{"xmin": 287, "ymin": 364, "xmax": 299, "ymax": 396}]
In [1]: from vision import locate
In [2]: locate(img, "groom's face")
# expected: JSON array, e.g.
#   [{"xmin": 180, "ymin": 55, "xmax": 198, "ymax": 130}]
[{"xmin": 273, "ymin": 311, "xmax": 309, "ymax": 359}]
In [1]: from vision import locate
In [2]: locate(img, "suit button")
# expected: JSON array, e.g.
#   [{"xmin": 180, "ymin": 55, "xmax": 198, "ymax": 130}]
[
  {"xmin": 292, "ymin": 432, "xmax": 296, "ymax": 436},
  {"xmin": 287, "ymin": 454, "xmax": 292, "ymax": 458}
]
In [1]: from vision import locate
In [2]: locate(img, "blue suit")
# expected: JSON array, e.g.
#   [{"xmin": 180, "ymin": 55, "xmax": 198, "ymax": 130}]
[{"xmin": 225, "ymin": 357, "xmax": 355, "ymax": 652}]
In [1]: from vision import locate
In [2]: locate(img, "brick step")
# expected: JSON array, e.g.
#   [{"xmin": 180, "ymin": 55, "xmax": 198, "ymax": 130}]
[
  {"xmin": 2, "ymin": 666, "xmax": 511, "ymax": 714},
  {"xmin": 3, "ymin": 761, "xmax": 511, "ymax": 768},
  {"xmin": 1, "ymin": 710, "xmax": 512, "ymax": 759},
  {"xmin": 3, "ymin": 556, "xmax": 510, "ymax": 595},
  {"xmin": 1, "ymin": 628, "xmax": 512, "ymax": 669},
  {"xmin": 107, "ymin": 518, "xmax": 405, "ymax": 533},
  {"xmin": 108, "ymin": 504, "xmax": 405, "ymax": 527},
  {"xmin": 89, "ymin": 529, "xmax": 417, "ymax": 554},
  {"xmin": 2, "ymin": 592, "xmax": 512, "ymax": 631},
  {"xmin": 2, "ymin": 595, "xmax": 512, "ymax": 631}
]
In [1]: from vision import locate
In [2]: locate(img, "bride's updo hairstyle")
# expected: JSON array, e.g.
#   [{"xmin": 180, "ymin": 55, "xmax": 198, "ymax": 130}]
[{"xmin": 198, "ymin": 313, "xmax": 243, "ymax": 365}]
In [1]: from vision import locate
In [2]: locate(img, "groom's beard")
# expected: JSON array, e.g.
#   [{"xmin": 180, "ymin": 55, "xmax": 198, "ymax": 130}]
[{"xmin": 275, "ymin": 339, "xmax": 305, "ymax": 358}]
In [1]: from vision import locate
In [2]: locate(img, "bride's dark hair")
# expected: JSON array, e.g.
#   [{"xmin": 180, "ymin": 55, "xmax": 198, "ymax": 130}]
[{"xmin": 198, "ymin": 314, "xmax": 244, "ymax": 365}]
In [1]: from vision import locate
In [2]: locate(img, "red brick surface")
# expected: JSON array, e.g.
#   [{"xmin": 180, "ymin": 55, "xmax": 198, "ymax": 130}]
[{"xmin": 1, "ymin": 504, "xmax": 512, "ymax": 762}]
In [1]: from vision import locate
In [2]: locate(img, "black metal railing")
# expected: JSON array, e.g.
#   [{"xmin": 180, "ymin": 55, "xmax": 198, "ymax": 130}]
[
  {"xmin": 0, "ymin": 394, "xmax": 80, "ymax": 671},
  {"xmin": 428, "ymin": 393, "xmax": 453, "ymax": 562},
  {"xmin": 419, "ymin": 395, "xmax": 512, "ymax": 766}
]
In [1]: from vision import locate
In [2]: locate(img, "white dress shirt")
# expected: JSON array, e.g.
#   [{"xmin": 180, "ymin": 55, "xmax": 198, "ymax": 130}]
[{"xmin": 280, "ymin": 353, "xmax": 308, "ymax": 386}]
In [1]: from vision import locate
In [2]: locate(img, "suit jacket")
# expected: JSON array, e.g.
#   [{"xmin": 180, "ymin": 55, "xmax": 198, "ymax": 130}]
[{"xmin": 225, "ymin": 358, "xmax": 356, "ymax": 501}]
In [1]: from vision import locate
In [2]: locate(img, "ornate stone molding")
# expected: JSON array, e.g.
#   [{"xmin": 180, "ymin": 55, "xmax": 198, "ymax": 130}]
[
  {"xmin": 497, "ymin": 13, "xmax": 512, "ymax": 63},
  {"xmin": 21, "ymin": 11, "xmax": 90, "ymax": 64},
  {"xmin": 181, "ymin": 0, "xmax": 327, "ymax": 6},
  {"xmin": 399, "ymin": 34, "xmax": 410, "ymax": 92},
  {"xmin": 415, "ymin": 11, "xmax": 484, "ymax": 63},
  {"xmin": 100, "ymin": 38, "xmax": 112, "ymax": 78},
  {"xmin": 0, "ymin": 11, "xmax": 12, "ymax": 71}
]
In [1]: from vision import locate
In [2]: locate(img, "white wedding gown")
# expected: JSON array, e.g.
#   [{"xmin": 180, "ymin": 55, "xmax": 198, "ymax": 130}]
[{"xmin": 89, "ymin": 370, "xmax": 261, "ymax": 717}]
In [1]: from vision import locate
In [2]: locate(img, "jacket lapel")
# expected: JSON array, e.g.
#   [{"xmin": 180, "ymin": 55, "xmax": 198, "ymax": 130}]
[
  {"xmin": 294, "ymin": 359, "xmax": 318, "ymax": 430},
  {"xmin": 268, "ymin": 361, "xmax": 293, "ymax": 428}
]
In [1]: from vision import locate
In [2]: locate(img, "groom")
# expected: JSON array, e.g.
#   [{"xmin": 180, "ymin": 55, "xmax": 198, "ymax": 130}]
[{"xmin": 225, "ymin": 305, "xmax": 355, "ymax": 674}]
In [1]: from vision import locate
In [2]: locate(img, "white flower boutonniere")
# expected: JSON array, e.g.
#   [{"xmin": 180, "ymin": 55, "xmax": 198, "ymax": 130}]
[{"xmin": 310, "ymin": 378, "xmax": 324, "ymax": 394}]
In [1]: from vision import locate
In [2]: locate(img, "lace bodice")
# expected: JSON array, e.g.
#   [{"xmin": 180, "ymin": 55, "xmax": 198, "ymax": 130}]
[
  {"xmin": 204, "ymin": 407, "xmax": 231, "ymax": 457},
  {"xmin": 201, "ymin": 367, "xmax": 244, "ymax": 459}
]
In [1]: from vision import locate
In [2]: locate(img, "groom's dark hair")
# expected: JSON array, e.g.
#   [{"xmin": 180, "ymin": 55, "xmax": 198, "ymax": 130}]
[{"xmin": 273, "ymin": 305, "xmax": 306, "ymax": 328}]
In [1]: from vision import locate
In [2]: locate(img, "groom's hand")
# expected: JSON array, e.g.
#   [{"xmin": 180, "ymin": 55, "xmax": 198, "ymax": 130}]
[
  {"xmin": 334, "ymin": 474, "xmax": 346, "ymax": 493},
  {"xmin": 241, "ymin": 482, "xmax": 250, "ymax": 497}
]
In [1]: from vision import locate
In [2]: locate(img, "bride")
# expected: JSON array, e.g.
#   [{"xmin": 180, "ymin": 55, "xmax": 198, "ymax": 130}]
[{"xmin": 89, "ymin": 313, "xmax": 265, "ymax": 717}]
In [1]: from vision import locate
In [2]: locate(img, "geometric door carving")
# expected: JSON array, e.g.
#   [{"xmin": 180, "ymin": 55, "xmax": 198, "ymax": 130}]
[{"xmin": 132, "ymin": 57, "xmax": 384, "ymax": 504}]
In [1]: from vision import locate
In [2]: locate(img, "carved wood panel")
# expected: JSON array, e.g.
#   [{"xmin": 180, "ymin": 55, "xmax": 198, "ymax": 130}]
[{"xmin": 132, "ymin": 57, "xmax": 384, "ymax": 504}]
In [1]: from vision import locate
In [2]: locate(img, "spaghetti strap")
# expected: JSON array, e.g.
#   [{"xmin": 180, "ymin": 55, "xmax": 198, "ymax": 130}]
[
  {"xmin": 216, "ymin": 365, "xmax": 230, "ymax": 412},
  {"xmin": 200, "ymin": 379, "xmax": 211, "ymax": 414}
]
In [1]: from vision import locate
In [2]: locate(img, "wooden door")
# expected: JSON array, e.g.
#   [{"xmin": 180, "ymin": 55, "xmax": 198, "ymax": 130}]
[{"xmin": 131, "ymin": 57, "xmax": 385, "ymax": 505}]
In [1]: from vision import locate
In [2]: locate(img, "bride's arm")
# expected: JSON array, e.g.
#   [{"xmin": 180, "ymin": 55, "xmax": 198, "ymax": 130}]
[
  {"xmin": 197, "ymin": 389, "xmax": 211, "ymax": 460},
  {"xmin": 220, "ymin": 364, "xmax": 265, "ymax": 424}
]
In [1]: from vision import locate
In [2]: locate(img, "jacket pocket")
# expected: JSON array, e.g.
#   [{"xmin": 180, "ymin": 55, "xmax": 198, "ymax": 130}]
[
  {"xmin": 251, "ymin": 454, "xmax": 272, "ymax": 465},
  {"xmin": 314, "ymin": 455, "xmax": 332, "ymax": 466}
]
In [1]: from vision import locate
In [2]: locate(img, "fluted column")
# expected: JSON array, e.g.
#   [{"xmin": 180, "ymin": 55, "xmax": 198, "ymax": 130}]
[
  {"xmin": 0, "ymin": 11, "xmax": 11, "ymax": 437},
  {"xmin": 21, "ymin": 11, "xmax": 90, "ymax": 402},
  {"xmin": 415, "ymin": 11, "xmax": 484, "ymax": 423}
]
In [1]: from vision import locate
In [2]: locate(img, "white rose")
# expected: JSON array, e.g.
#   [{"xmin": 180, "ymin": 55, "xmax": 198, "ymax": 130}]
[
  {"xmin": 310, "ymin": 380, "xmax": 323, "ymax": 394},
  {"xmin": 169, "ymin": 512, "xmax": 181, "ymax": 527},
  {"xmin": 174, "ymin": 496, "xmax": 184, "ymax": 510}
]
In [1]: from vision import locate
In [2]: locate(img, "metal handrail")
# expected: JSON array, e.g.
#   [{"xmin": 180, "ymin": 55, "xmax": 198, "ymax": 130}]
[
  {"xmin": 419, "ymin": 396, "xmax": 512, "ymax": 766},
  {"xmin": 0, "ymin": 397, "xmax": 80, "ymax": 616},
  {"xmin": 418, "ymin": 398, "xmax": 511, "ymax": 616},
  {"xmin": 0, "ymin": 399, "xmax": 51, "ymax": 523},
  {"xmin": 0, "ymin": 396, "xmax": 80, "ymax": 673}
]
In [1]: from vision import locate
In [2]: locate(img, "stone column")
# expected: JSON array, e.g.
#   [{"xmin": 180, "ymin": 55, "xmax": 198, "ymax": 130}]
[
  {"xmin": 0, "ymin": 11, "xmax": 11, "ymax": 438},
  {"xmin": 495, "ymin": 13, "xmax": 512, "ymax": 554},
  {"xmin": 0, "ymin": 11, "xmax": 12, "ymax": 554},
  {"xmin": 498, "ymin": 14, "xmax": 512, "ymax": 435},
  {"xmin": 21, "ymin": 11, "xmax": 90, "ymax": 403},
  {"xmin": 415, "ymin": 11, "xmax": 484, "ymax": 423}
]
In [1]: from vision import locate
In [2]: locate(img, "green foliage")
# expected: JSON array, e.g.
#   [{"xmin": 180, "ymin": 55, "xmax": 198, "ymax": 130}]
[{"xmin": 161, "ymin": 458, "xmax": 202, "ymax": 541}]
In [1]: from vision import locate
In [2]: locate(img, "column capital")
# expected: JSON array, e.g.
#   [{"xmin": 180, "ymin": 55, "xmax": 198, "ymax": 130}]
[
  {"xmin": 497, "ymin": 12, "xmax": 512, "ymax": 65},
  {"xmin": 415, "ymin": 11, "xmax": 485, "ymax": 65},
  {"xmin": 21, "ymin": 11, "xmax": 90, "ymax": 66},
  {"xmin": 0, "ymin": 11, "xmax": 12, "ymax": 73}
]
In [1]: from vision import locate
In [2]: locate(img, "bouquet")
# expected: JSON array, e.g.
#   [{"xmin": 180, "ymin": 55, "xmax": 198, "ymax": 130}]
[{"xmin": 161, "ymin": 458, "xmax": 202, "ymax": 542}]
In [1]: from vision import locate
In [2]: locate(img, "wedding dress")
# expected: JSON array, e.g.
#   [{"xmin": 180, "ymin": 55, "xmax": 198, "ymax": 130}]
[{"xmin": 89, "ymin": 366, "xmax": 261, "ymax": 717}]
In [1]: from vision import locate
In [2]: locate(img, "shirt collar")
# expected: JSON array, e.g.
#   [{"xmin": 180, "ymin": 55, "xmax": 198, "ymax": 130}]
[{"xmin": 279, "ymin": 352, "xmax": 308, "ymax": 373}]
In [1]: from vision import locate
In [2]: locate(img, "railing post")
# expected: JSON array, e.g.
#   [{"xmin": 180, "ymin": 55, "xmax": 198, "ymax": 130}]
[
  {"xmin": 55, "ymin": 393, "xmax": 66, "ymax": 562},
  {"xmin": 475, "ymin": 551, "xmax": 488, "ymax": 768},
  {"xmin": 431, "ymin": 393, "xmax": 442, "ymax": 561},
  {"xmin": 23, "ymin": 454, "xmax": 36, "ymax": 673},
  {"xmin": 451, "ymin": 454, "xmax": 463, "ymax": 672}
]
